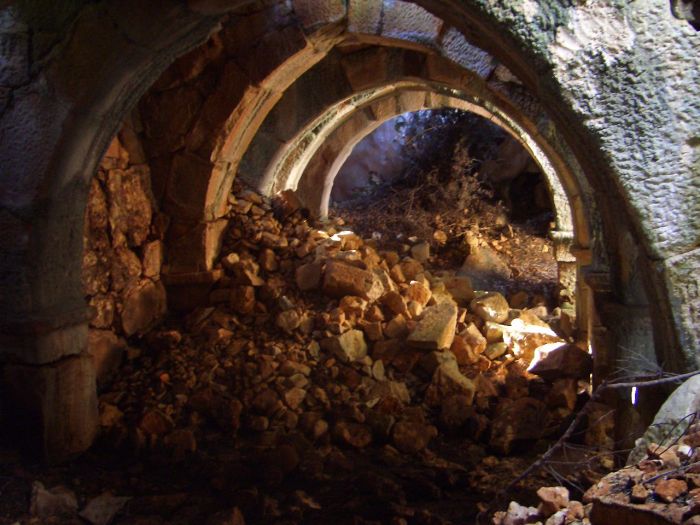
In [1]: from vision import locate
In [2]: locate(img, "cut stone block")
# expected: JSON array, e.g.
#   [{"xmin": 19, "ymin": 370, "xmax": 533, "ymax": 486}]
[{"xmin": 408, "ymin": 302, "xmax": 458, "ymax": 350}]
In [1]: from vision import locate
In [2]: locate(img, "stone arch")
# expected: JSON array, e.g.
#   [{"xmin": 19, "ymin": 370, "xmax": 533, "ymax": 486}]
[
  {"xmin": 0, "ymin": 0, "xmax": 696, "ymax": 462},
  {"xmin": 266, "ymin": 83, "xmax": 575, "ymax": 236}
]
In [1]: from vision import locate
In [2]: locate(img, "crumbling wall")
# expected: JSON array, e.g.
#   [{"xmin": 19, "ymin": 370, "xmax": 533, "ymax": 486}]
[{"xmin": 82, "ymin": 119, "xmax": 166, "ymax": 386}]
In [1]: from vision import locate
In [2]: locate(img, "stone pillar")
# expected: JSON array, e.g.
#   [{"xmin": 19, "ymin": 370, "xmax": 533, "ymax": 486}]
[
  {"xmin": 0, "ymin": 320, "xmax": 97, "ymax": 464},
  {"xmin": 550, "ymin": 230, "xmax": 578, "ymax": 302}
]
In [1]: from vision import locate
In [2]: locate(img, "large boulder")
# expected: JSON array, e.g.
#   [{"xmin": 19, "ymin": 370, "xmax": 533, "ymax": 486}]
[{"xmin": 628, "ymin": 375, "xmax": 700, "ymax": 465}]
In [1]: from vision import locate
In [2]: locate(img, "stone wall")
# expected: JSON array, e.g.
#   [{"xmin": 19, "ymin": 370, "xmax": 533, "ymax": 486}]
[{"xmin": 82, "ymin": 119, "xmax": 166, "ymax": 386}]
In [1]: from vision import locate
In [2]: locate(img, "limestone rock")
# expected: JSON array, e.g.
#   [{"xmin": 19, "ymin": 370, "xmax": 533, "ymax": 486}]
[
  {"xmin": 296, "ymin": 262, "xmax": 322, "ymax": 292},
  {"xmin": 121, "ymin": 279, "xmax": 167, "ymax": 336},
  {"xmin": 322, "ymin": 260, "xmax": 375, "ymax": 299},
  {"xmin": 470, "ymin": 292, "xmax": 510, "ymax": 323},
  {"xmin": 460, "ymin": 243, "xmax": 511, "ymax": 282},
  {"xmin": 334, "ymin": 421, "xmax": 372, "ymax": 448},
  {"xmin": 231, "ymin": 285, "xmax": 255, "ymax": 314},
  {"xmin": 30, "ymin": 482, "xmax": 78, "ymax": 518},
  {"xmin": 537, "ymin": 486, "xmax": 569, "ymax": 518},
  {"xmin": 79, "ymin": 492, "xmax": 131, "ymax": 525},
  {"xmin": 528, "ymin": 343, "xmax": 593, "ymax": 381},
  {"xmin": 485, "ymin": 342, "xmax": 508, "ymax": 360},
  {"xmin": 654, "ymin": 479, "xmax": 687, "ymax": 503},
  {"xmin": 493, "ymin": 501, "xmax": 539, "ymax": 525},
  {"xmin": 443, "ymin": 276, "xmax": 474, "ymax": 303},
  {"xmin": 276, "ymin": 309, "xmax": 301, "ymax": 333},
  {"xmin": 407, "ymin": 302, "xmax": 458, "ymax": 350},
  {"xmin": 426, "ymin": 360, "xmax": 476, "ymax": 406},
  {"xmin": 322, "ymin": 329, "xmax": 367, "ymax": 363},
  {"xmin": 142, "ymin": 240, "xmax": 163, "ymax": 278},
  {"xmin": 405, "ymin": 281, "xmax": 431, "ymax": 306},
  {"xmin": 410, "ymin": 241, "xmax": 430, "ymax": 263},
  {"xmin": 392, "ymin": 419, "xmax": 437, "ymax": 454},
  {"xmin": 490, "ymin": 397, "xmax": 549, "ymax": 454},
  {"xmin": 87, "ymin": 329, "xmax": 126, "ymax": 386},
  {"xmin": 106, "ymin": 166, "xmax": 153, "ymax": 247},
  {"xmin": 229, "ymin": 259, "xmax": 264, "ymax": 286}
]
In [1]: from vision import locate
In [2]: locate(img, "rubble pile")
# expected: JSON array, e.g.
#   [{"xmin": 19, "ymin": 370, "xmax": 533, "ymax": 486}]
[
  {"xmin": 76, "ymin": 182, "xmax": 595, "ymax": 523},
  {"xmin": 583, "ymin": 430, "xmax": 700, "ymax": 524},
  {"xmin": 496, "ymin": 428, "xmax": 700, "ymax": 525},
  {"xmin": 493, "ymin": 485, "xmax": 590, "ymax": 525}
]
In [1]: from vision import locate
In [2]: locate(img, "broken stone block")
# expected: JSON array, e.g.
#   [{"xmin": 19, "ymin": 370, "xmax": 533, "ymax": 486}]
[
  {"xmin": 322, "ymin": 329, "xmax": 367, "ymax": 363},
  {"xmin": 79, "ymin": 492, "xmax": 131, "ymax": 525},
  {"xmin": 485, "ymin": 342, "xmax": 508, "ymax": 360},
  {"xmin": 654, "ymin": 478, "xmax": 687, "ymax": 503},
  {"xmin": 88, "ymin": 294, "xmax": 116, "ymax": 329},
  {"xmin": 381, "ymin": 290, "xmax": 409, "ymax": 316},
  {"xmin": 545, "ymin": 378, "xmax": 578, "ymax": 410},
  {"xmin": 426, "ymin": 360, "xmax": 476, "ymax": 406},
  {"xmin": 462, "ymin": 322, "xmax": 486, "ymax": 354},
  {"xmin": 419, "ymin": 349, "xmax": 457, "ymax": 375},
  {"xmin": 470, "ymin": 292, "xmax": 510, "ymax": 323},
  {"xmin": 258, "ymin": 248, "xmax": 278, "ymax": 272},
  {"xmin": 229, "ymin": 259, "xmax": 265, "ymax": 286},
  {"xmin": 385, "ymin": 314, "xmax": 409, "ymax": 339},
  {"xmin": 334, "ymin": 421, "xmax": 372, "ymax": 448},
  {"xmin": 405, "ymin": 281, "xmax": 431, "ymax": 306},
  {"xmin": 443, "ymin": 276, "xmax": 474, "ymax": 303},
  {"xmin": 296, "ymin": 261, "xmax": 323, "ymax": 291},
  {"xmin": 106, "ymin": 166, "xmax": 153, "ymax": 247},
  {"xmin": 631, "ymin": 483, "xmax": 649, "ymax": 503},
  {"xmin": 111, "ymin": 245, "xmax": 142, "ymax": 292},
  {"xmin": 87, "ymin": 329, "xmax": 126, "ymax": 386},
  {"xmin": 121, "ymin": 279, "xmax": 167, "ymax": 336},
  {"xmin": 272, "ymin": 189, "xmax": 302, "ymax": 219},
  {"xmin": 322, "ymin": 260, "xmax": 375, "ymax": 299},
  {"xmin": 392, "ymin": 419, "xmax": 437, "ymax": 453},
  {"xmin": 30, "ymin": 482, "xmax": 78, "ymax": 519},
  {"xmin": 231, "ymin": 285, "xmax": 256, "ymax": 315},
  {"xmin": 142, "ymin": 240, "xmax": 163, "ymax": 278},
  {"xmin": 490, "ymin": 397, "xmax": 549, "ymax": 454},
  {"xmin": 496, "ymin": 501, "xmax": 539, "ymax": 525},
  {"xmin": 140, "ymin": 409, "xmax": 173, "ymax": 436},
  {"xmin": 359, "ymin": 319, "xmax": 383, "ymax": 341},
  {"xmin": 440, "ymin": 394, "xmax": 476, "ymax": 429},
  {"xmin": 407, "ymin": 302, "xmax": 458, "ymax": 350},
  {"xmin": 528, "ymin": 343, "xmax": 593, "ymax": 381},
  {"xmin": 410, "ymin": 241, "xmax": 430, "ymax": 263},
  {"xmin": 449, "ymin": 335, "xmax": 478, "ymax": 365},
  {"xmin": 483, "ymin": 322, "xmax": 505, "ymax": 343},
  {"xmin": 537, "ymin": 486, "xmax": 569, "ymax": 518},
  {"xmin": 461, "ymin": 243, "xmax": 511, "ymax": 281},
  {"xmin": 276, "ymin": 309, "xmax": 301, "ymax": 333},
  {"xmin": 400, "ymin": 258, "xmax": 424, "ymax": 280}
]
